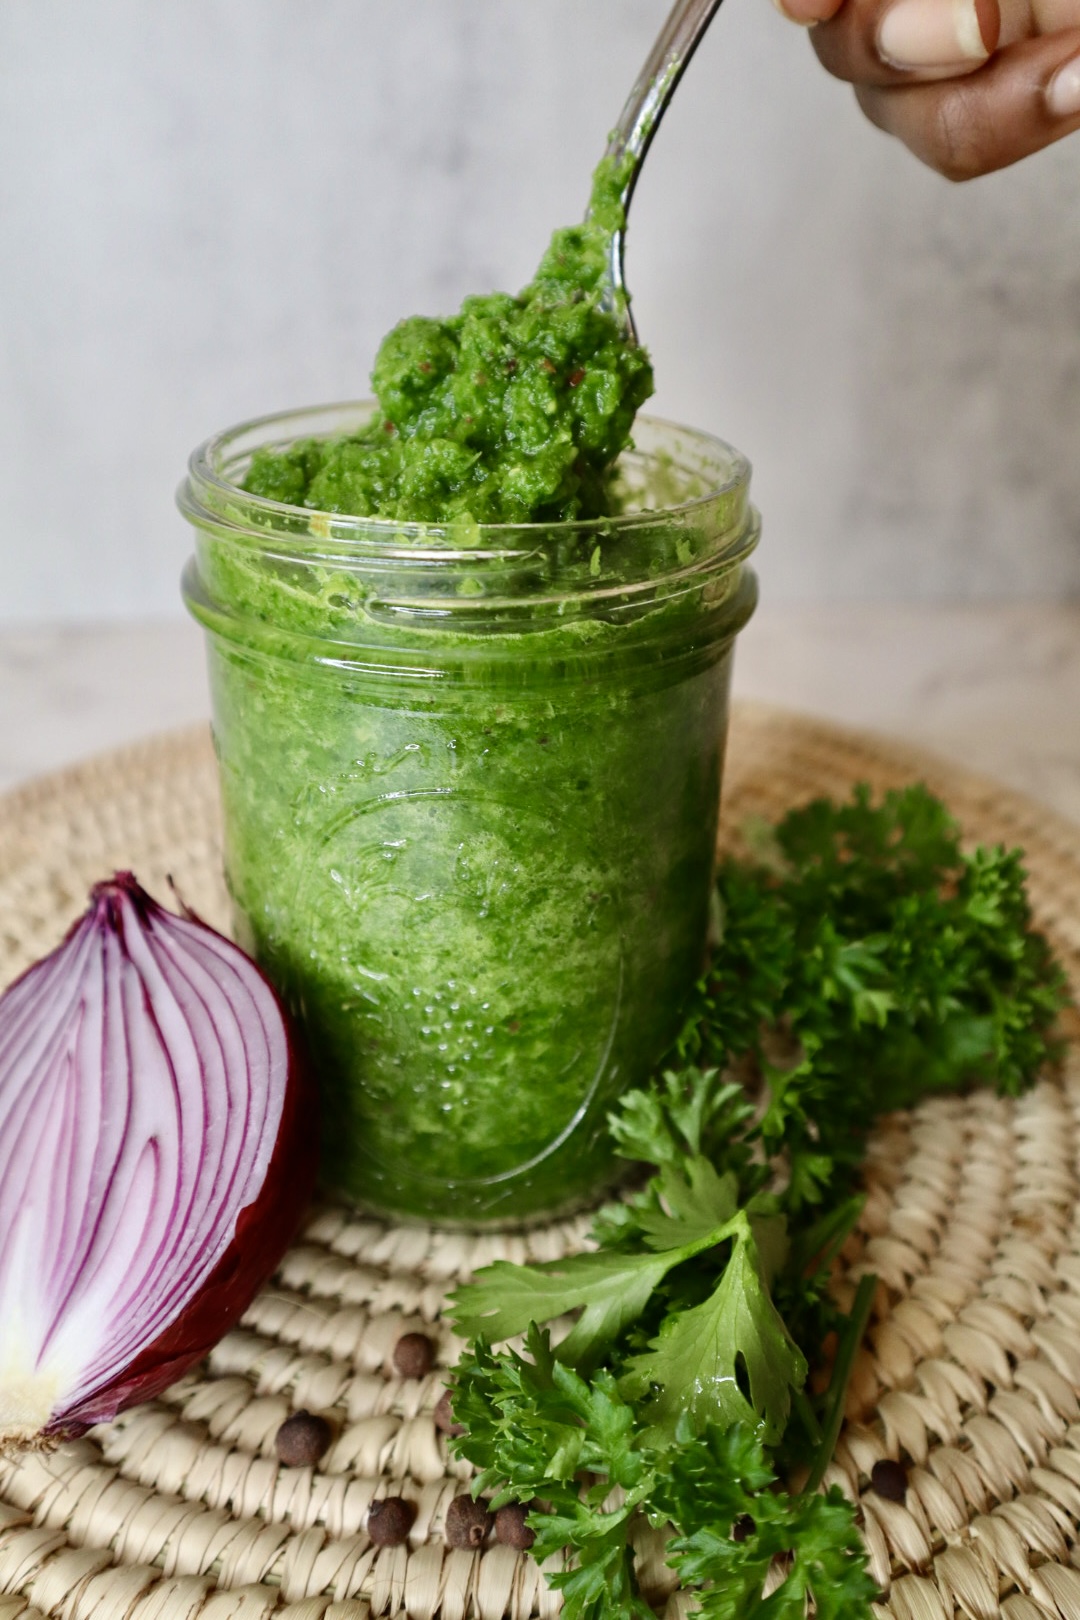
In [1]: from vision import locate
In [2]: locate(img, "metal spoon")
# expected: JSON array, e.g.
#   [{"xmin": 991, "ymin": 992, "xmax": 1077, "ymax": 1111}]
[{"xmin": 598, "ymin": 0, "xmax": 726, "ymax": 338}]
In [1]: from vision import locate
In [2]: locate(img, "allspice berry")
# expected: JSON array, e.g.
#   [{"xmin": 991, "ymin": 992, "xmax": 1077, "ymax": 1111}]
[
  {"xmin": 274, "ymin": 1409, "xmax": 332, "ymax": 1467},
  {"xmin": 393, "ymin": 1331, "xmax": 436, "ymax": 1379},
  {"xmin": 445, "ymin": 1493, "xmax": 493, "ymax": 1548},
  {"xmin": 495, "ymin": 1502, "xmax": 535, "ymax": 1551},
  {"xmin": 870, "ymin": 1458, "xmax": 908, "ymax": 1504},
  {"xmin": 368, "ymin": 1496, "xmax": 417, "ymax": 1547},
  {"xmin": 433, "ymin": 1387, "xmax": 465, "ymax": 1438}
]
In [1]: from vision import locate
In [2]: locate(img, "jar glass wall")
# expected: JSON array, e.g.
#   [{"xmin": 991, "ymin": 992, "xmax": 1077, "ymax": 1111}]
[{"xmin": 180, "ymin": 405, "xmax": 759, "ymax": 1225}]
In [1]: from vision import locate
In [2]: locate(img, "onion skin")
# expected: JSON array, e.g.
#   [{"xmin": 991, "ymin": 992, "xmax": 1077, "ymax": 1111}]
[{"xmin": 0, "ymin": 873, "xmax": 318, "ymax": 1449}]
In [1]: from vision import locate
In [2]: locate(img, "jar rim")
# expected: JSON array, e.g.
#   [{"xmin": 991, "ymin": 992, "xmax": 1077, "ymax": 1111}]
[{"xmin": 181, "ymin": 400, "xmax": 754, "ymax": 562}]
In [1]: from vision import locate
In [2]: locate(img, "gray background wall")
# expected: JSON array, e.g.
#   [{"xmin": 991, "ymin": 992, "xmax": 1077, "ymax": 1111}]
[{"xmin": 1, "ymin": 0, "xmax": 1078, "ymax": 624}]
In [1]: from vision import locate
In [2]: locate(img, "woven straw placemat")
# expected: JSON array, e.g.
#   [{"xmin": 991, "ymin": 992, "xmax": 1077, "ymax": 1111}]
[{"xmin": 2, "ymin": 702, "xmax": 1079, "ymax": 1620}]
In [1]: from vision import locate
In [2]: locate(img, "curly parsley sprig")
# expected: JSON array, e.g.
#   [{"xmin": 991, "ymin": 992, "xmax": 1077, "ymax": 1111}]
[{"xmin": 446, "ymin": 784, "xmax": 1069, "ymax": 1620}]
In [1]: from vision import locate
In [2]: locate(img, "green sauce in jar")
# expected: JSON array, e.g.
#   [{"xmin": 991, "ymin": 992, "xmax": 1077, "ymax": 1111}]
[
  {"xmin": 180, "ymin": 163, "xmax": 759, "ymax": 1225},
  {"xmin": 182, "ymin": 413, "xmax": 758, "ymax": 1224}
]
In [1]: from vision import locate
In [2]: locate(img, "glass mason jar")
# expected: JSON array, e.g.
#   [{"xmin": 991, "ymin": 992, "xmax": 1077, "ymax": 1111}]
[{"xmin": 180, "ymin": 403, "xmax": 759, "ymax": 1226}]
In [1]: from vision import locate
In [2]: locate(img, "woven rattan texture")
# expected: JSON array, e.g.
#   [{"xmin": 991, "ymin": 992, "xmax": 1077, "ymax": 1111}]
[{"xmin": 2, "ymin": 704, "xmax": 1079, "ymax": 1620}]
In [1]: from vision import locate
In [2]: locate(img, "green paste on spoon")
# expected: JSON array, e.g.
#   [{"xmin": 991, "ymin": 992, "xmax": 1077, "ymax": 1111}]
[{"xmin": 243, "ymin": 159, "xmax": 654, "ymax": 525}]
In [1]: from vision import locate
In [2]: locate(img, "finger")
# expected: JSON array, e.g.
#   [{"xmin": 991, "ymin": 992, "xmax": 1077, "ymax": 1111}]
[
  {"xmin": 811, "ymin": 0, "xmax": 1002, "ymax": 85},
  {"xmin": 810, "ymin": 0, "xmax": 1080, "ymax": 85},
  {"xmin": 856, "ymin": 27, "xmax": 1080, "ymax": 174},
  {"xmin": 1002, "ymin": 0, "xmax": 1080, "ymax": 43},
  {"xmin": 773, "ymin": 0, "xmax": 848, "ymax": 30}
]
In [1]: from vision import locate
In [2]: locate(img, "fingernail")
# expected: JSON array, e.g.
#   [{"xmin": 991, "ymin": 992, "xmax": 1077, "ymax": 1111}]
[
  {"xmin": 1046, "ymin": 56, "xmax": 1080, "ymax": 118},
  {"xmin": 878, "ymin": 0, "xmax": 999, "ymax": 68}
]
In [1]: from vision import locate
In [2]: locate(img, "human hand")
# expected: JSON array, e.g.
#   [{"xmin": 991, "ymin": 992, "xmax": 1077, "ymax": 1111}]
[{"xmin": 775, "ymin": 0, "xmax": 1080, "ymax": 177}]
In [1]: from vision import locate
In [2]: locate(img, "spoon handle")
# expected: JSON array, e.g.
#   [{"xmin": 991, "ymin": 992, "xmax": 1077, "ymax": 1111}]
[
  {"xmin": 608, "ymin": 0, "xmax": 726, "ymax": 186},
  {"xmin": 600, "ymin": 0, "xmax": 726, "ymax": 328}
]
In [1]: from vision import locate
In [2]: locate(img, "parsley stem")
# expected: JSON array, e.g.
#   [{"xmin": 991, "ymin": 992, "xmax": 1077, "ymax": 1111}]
[
  {"xmin": 799, "ymin": 1196, "xmax": 866, "ymax": 1277},
  {"xmin": 802, "ymin": 1272, "xmax": 877, "ymax": 1497},
  {"xmin": 790, "ymin": 1388, "xmax": 824, "ymax": 1448}
]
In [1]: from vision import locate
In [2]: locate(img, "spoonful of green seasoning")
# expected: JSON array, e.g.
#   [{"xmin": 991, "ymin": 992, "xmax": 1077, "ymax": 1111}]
[{"xmin": 243, "ymin": 0, "xmax": 724, "ymax": 527}]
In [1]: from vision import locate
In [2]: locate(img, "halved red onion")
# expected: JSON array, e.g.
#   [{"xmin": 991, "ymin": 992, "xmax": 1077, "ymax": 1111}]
[{"xmin": 0, "ymin": 873, "xmax": 317, "ymax": 1448}]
